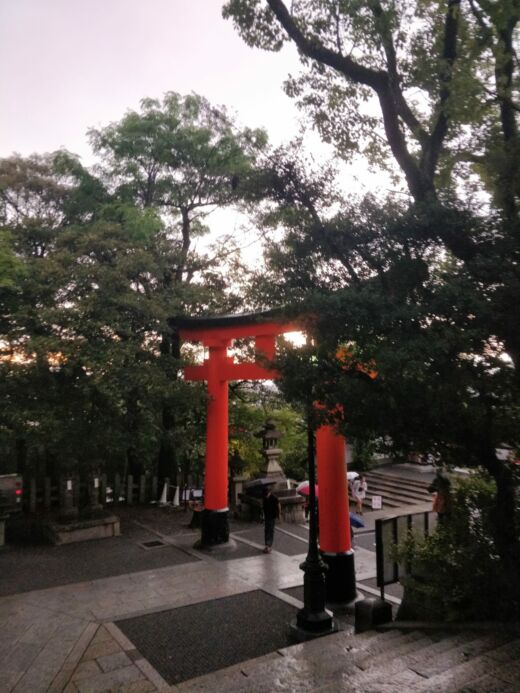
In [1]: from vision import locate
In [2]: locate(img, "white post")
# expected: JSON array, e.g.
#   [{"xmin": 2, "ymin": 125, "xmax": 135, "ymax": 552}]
[{"xmin": 159, "ymin": 482, "xmax": 169, "ymax": 506}]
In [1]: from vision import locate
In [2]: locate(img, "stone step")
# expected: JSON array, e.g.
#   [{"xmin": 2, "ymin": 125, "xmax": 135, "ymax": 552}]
[
  {"xmin": 362, "ymin": 476, "xmax": 431, "ymax": 498},
  {"xmin": 363, "ymin": 480, "xmax": 431, "ymax": 498},
  {"xmin": 352, "ymin": 474, "xmax": 432, "ymax": 508},
  {"xmin": 352, "ymin": 629, "xmax": 478, "ymax": 688},
  {"xmin": 433, "ymin": 636, "xmax": 520, "ymax": 693},
  {"xmin": 177, "ymin": 625, "xmax": 520, "ymax": 693},
  {"xmin": 314, "ymin": 625, "xmax": 405, "ymax": 653},
  {"xmin": 365, "ymin": 471, "xmax": 431, "ymax": 490},
  {"xmin": 355, "ymin": 491, "xmax": 427, "ymax": 510},
  {"xmin": 462, "ymin": 659, "xmax": 520, "ymax": 693},
  {"xmin": 355, "ymin": 630, "xmax": 437, "ymax": 671},
  {"xmin": 361, "ymin": 489, "xmax": 430, "ymax": 507},
  {"xmin": 325, "ymin": 630, "xmax": 519, "ymax": 692},
  {"xmin": 408, "ymin": 631, "xmax": 515, "ymax": 691}
]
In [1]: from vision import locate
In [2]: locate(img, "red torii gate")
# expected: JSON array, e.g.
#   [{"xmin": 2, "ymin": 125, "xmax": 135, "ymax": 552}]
[{"xmin": 178, "ymin": 311, "xmax": 356, "ymax": 603}]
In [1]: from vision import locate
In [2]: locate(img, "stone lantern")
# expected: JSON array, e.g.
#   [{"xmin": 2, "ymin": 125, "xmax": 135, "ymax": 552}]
[{"xmin": 256, "ymin": 420, "xmax": 285, "ymax": 481}]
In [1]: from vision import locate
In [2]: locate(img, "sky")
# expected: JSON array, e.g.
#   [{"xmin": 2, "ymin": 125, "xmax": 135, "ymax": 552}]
[
  {"xmin": 0, "ymin": 1, "xmax": 390, "ymax": 262},
  {"xmin": 0, "ymin": 0, "xmax": 303, "ymax": 162}
]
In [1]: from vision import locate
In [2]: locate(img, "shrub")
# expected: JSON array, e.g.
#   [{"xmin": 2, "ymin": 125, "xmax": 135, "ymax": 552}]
[{"xmin": 395, "ymin": 473, "xmax": 520, "ymax": 622}]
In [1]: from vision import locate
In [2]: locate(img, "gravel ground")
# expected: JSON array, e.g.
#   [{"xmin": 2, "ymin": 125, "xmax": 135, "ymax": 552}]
[
  {"xmin": 116, "ymin": 589, "xmax": 298, "ymax": 685},
  {"xmin": 0, "ymin": 511, "xmax": 198, "ymax": 596}
]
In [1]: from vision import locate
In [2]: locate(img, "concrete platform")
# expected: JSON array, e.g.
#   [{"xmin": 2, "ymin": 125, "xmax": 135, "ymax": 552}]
[
  {"xmin": 0, "ymin": 515, "xmax": 375, "ymax": 691},
  {"xmin": 2, "ymin": 505, "xmax": 516, "ymax": 692},
  {"xmin": 43, "ymin": 514, "xmax": 121, "ymax": 545}
]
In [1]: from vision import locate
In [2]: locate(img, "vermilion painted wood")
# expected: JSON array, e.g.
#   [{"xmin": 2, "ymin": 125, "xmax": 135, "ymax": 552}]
[
  {"xmin": 179, "ymin": 321, "xmax": 299, "ymax": 343},
  {"xmin": 184, "ymin": 362, "xmax": 279, "ymax": 382},
  {"xmin": 181, "ymin": 316, "xmax": 358, "ymax": 550},
  {"xmin": 203, "ymin": 345, "xmax": 230, "ymax": 510},
  {"xmin": 181, "ymin": 321, "xmax": 296, "ymax": 512},
  {"xmin": 316, "ymin": 424, "xmax": 352, "ymax": 553}
]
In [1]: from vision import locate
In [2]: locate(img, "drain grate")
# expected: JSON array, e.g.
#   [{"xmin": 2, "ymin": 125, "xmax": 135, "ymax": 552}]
[{"xmin": 140, "ymin": 539, "xmax": 166, "ymax": 549}]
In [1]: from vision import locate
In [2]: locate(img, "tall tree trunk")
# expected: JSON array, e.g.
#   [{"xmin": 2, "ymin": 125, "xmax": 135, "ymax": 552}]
[
  {"xmin": 15, "ymin": 438, "xmax": 27, "ymax": 476},
  {"xmin": 125, "ymin": 387, "xmax": 142, "ymax": 477},
  {"xmin": 157, "ymin": 329, "xmax": 181, "ymax": 488},
  {"xmin": 484, "ymin": 452, "xmax": 520, "ymax": 578}
]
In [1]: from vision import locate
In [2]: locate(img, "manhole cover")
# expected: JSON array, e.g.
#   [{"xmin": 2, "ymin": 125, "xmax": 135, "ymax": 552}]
[{"xmin": 140, "ymin": 539, "xmax": 166, "ymax": 549}]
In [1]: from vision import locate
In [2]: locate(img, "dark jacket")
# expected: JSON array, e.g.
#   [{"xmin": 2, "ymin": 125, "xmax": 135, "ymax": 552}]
[{"xmin": 263, "ymin": 493, "xmax": 280, "ymax": 521}]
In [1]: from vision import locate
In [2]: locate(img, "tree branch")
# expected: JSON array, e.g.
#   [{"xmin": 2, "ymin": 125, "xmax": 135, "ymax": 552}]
[
  {"xmin": 420, "ymin": 0, "xmax": 462, "ymax": 181},
  {"xmin": 265, "ymin": 0, "xmax": 433, "ymax": 201},
  {"xmin": 368, "ymin": 0, "xmax": 429, "ymax": 147}
]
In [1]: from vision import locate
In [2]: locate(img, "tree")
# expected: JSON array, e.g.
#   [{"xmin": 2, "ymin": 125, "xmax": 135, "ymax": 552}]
[
  {"xmin": 228, "ymin": 381, "xmax": 307, "ymax": 479},
  {"xmin": 0, "ymin": 152, "xmax": 191, "ymax": 480},
  {"xmin": 224, "ymin": 1, "xmax": 519, "ymax": 211},
  {"xmin": 224, "ymin": 1, "xmax": 520, "ymax": 363},
  {"xmin": 224, "ymin": 2, "xmax": 520, "ymax": 600},
  {"xmin": 0, "ymin": 90, "xmax": 273, "ymax": 496},
  {"xmin": 89, "ymin": 92, "xmax": 268, "ymax": 483},
  {"xmin": 89, "ymin": 92, "xmax": 266, "ymax": 281}
]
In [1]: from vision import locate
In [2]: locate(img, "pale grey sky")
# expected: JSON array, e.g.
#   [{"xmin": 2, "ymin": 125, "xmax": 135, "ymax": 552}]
[
  {"xmin": 0, "ymin": 0, "xmax": 393, "ymax": 263},
  {"xmin": 0, "ymin": 0, "xmax": 302, "ymax": 161}
]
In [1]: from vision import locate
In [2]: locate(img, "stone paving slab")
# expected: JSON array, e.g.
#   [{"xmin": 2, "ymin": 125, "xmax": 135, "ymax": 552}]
[
  {"xmin": 201, "ymin": 539, "xmax": 261, "ymax": 562},
  {"xmin": 0, "ymin": 519, "xmax": 198, "ymax": 597},
  {"xmin": 233, "ymin": 525, "xmax": 309, "ymax": 556},
  {"xmin": 0, "ymin": 509, "xmax": 381, "ymax": 692},
  {"xmin": 353, "ymin": 531, "xmax": 376, "ymax": 552}
]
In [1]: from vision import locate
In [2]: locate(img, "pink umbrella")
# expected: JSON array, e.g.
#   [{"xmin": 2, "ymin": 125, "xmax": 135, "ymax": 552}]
[{"xmin": 296, "ymin": 481, "xmax": 319, "ymax": 499}]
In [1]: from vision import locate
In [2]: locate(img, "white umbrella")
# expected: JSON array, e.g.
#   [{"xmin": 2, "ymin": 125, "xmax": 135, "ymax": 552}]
[{"xmin": 347, "ymin": 471, "xmax": 359, "ymax": 481}]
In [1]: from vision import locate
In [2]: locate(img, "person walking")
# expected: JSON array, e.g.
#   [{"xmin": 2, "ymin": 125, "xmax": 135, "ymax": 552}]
[
  {"xmin": 262, "ymin": 487, "xmax": 280, "ymax": 553},
  {"xmin": 352, "ymin": 475, "xmax": 368, "ymax": 514},
  {"xmin": 428, "ymin": 472, "xmax": 451, "ymax": 523}
]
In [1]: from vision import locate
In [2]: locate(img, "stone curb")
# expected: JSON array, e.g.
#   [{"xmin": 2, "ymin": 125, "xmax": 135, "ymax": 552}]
[{"xmin": 46, "ymin": 621, "xmax": 99, "ymax": 692}]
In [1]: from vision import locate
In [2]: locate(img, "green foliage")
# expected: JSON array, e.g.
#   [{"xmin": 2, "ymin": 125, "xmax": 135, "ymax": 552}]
[
  {"xmin": 224, "ymin": 1, "xmax": 520, "ymax": 210},
  {"xmin": 0, "ymin": 93, "xmax": 267, "ymax": 485},
  {"xmin": 0, "ymin": 229, "xmax": 25, "ymax": 288},
  {"xmin": 224, "ymin": 0, "xmax": 520, "ymax": 607},
  {"xmin": 89, "ymin": 92, "xmax": 267, "ymax": 216},
  {"xmin": 395, "ymin": 474, "xmax": 520, "ymax": 622},
  {"xmin": 351, "ymin": 438, "xmax": 378, "ymax": 471},
  {"xmin": 228, "ymin": 383, "xmax": 307, "ymax": 479}
]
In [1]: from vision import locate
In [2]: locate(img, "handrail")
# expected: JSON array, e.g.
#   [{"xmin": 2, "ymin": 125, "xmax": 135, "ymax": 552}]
[{"xmin": 375, "ymin": 508, "xmax": 436, "ymax": 601}]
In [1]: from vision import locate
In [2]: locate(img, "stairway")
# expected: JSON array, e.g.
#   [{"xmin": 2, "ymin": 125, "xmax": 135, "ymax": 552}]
[
  {"xmin": 356, "ymin": 470, "xmax": 433, "ymax": 510},
  {"xmin": 181, "ymin": 625, "xmax": 520, "ymax": 691}
]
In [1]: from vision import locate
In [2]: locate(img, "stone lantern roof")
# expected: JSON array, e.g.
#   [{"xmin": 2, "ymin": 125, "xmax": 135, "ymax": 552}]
[
  {"xmin": 255, "ymin": 419, "xmax": 283, "ymax": 450},
  {"xmin": 256, "ymin": 420, "xmax": 285, "ymax": 479}
]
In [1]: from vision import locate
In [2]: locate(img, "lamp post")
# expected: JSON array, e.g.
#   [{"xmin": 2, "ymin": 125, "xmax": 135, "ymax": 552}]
[{"xmin": 291, "ymin": 418, "xmax": 337, "ymax": 639}]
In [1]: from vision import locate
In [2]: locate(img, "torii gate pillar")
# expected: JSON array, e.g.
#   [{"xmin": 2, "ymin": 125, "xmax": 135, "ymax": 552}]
[
  {"xmin": 316, "ymin": 424, "xmax": 356, "ymax": 603},
  {"xmin": 201, "ymin": 343, "xmax": 231, "ymax": 545},
  {"xmin": 179, "ymin": 315, "xmax": 296, "ymax": 547}
]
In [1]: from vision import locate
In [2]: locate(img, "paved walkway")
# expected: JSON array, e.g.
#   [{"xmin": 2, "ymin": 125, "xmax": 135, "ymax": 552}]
[
  {"xmin": 0, "ymin": 516, "xmax": 379, "ymax": 692},
  {"xmin": 0, "ymin": 469, "xmax": 429, "ymax": 693}
]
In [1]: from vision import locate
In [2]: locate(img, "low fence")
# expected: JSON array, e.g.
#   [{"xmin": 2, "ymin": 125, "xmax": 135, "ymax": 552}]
[
  {"xmin": 22, "ymin": 474, "xmax": 178, "ymax": 514},
  {"xmin": 375, "ymin": 508, "xmax": 437, "ymax": 601}
]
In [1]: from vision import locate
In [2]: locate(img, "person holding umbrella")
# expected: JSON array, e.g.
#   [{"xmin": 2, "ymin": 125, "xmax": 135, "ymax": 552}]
[
  {"xmin": 352, "ymin": 475, "xmax": 368, "ymax": 514},
  {"xmin": 262, "ymin": 486, "xmax": 280, "ymax": 553}
]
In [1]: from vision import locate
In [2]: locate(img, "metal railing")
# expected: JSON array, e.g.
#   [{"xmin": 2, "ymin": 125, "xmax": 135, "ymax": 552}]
[{"xmin": 375, "ymin": 509, "xmax": 437, "ymax": 601}]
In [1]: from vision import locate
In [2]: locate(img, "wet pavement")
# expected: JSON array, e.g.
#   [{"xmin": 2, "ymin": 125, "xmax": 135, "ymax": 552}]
[
  {"xmin": 0, "ymin": 469, "xmax": 441, "ymax": 693},
  {"xmin": 0, "ymin": 507, "xmax": 381, "ymax": 691}
]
